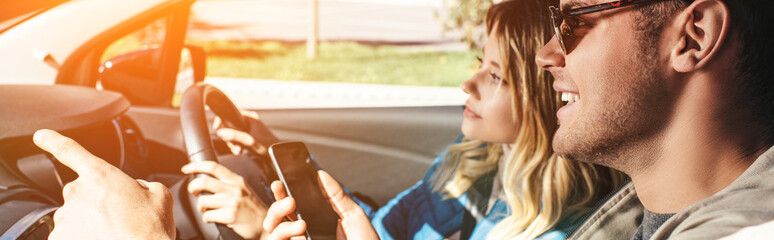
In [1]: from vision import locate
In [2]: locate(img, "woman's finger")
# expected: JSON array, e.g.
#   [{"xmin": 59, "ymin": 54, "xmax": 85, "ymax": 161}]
[
  {"xmin": 213, "ymin": 116, "xmax": 223, "ymax": 130},
  {"xmin": 240, "ymin": 110, "xmax": 260, "ymax": 120},
  {"xmin": 336, "ymin": 221, "xmax": 345, "ymax": 240},
  {"xmin": 201, "ymin": 208, "xmax": 237, "ymax": 225},
  {"xmin": 187, "ymin": 176, "xmax": 230, "ymax": 196},
  {"xmin": 217, "ymin": 128, "xmax": 255, "ymax": 147},
  {"xmin": 318, "ymin": 171, "xmax": 379, "ymax": 240},
  {"xmin": 318, "ymin": 171, "xmax": 357, "ymax": 216},
  {"xmin": 182, "ymin": 161, "xmax": 243, "ymax": 184},
  {"xmin": 267, "ymin": 220, "xmax": 306, "ymax": 240},
  {"xmin": 271, "ymin": 180, "xmax": 288, "ymax": 200},
  {"xmin": 196, "ymin": 194, "xmax": 230, "ymax": 212},
  {"xmin": 263, "ymin": 197, "xmax": 296, "ymax": 233}
]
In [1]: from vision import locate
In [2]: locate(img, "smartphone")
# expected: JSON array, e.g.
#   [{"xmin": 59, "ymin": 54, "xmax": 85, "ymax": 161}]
[{"xmin": 268, "ymin": 141, "xmax": 339, "ymax": 240}]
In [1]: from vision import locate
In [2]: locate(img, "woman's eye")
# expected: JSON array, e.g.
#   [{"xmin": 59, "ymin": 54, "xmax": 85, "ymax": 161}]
[{"xmin": 489, "ymin": 72, "xmax": 503, "ymax": 84}]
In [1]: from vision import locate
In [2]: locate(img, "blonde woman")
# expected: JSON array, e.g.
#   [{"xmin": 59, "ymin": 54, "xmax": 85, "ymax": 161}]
[{"xmin": 259, "ymin": 0, "xmax": 626, "ymax": 239}]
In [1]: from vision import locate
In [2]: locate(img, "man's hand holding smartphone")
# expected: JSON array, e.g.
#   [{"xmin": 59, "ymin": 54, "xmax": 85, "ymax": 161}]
[{"xmin": 263, "ymin": 170, "xmax": 378, "ymax": 240}]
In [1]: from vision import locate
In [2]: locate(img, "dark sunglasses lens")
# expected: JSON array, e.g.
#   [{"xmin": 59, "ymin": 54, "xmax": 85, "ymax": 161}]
[{"xmin": 548, "ymin": 7, "xmax": 568, "ymax": 54}]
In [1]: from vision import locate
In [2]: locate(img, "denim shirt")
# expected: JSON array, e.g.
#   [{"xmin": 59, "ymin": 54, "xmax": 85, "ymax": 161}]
[{"xmin": 361, "ymin": 141, "xmax": 575, "ymax": 240}]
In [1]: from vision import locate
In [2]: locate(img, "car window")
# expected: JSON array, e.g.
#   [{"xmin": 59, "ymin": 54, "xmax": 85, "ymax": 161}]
[
  {"xmin": 97, "ymin": 17, "xmax": 169, "ymax": 106},
  {"xmin": 100, "ymin": 18, "xmax": 167, "ymax": 65},
  {"xmin": 185, "ymin": 0, "xmax": 473, "ymax": 109},
  {"xmin": 98, "ymin": 15, "xmax": 195, "ymax": 108}
]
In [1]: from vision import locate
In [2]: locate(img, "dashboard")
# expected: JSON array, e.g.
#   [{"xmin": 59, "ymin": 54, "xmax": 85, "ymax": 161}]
[
  {"xmin": 0, "ymin": 85, "xmax": 149, "ymax": 239},
  {"xmin": 0, "ymin": 83, "xmax": 457, "ymax": 239}
]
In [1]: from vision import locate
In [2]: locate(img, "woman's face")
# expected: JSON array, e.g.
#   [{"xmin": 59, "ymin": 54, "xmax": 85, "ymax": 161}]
[{"xmin": 460, "ymin": 30, "xmax": 519, "ymax": 143}]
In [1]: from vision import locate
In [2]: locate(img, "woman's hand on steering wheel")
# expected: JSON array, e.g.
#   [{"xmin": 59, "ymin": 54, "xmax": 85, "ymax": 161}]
[
  {"xmin": 214, "ymin": 110, "xmax": 279, "ymax": 157},
  {"xmin": 183, "ymin": 161, "xmax": 269, "ymax": 239}
]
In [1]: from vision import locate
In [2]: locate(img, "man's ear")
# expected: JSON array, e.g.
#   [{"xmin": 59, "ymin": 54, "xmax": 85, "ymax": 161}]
[{"xmin": 670, "ymin": 0, "xmax": 730, "ymax": 73}]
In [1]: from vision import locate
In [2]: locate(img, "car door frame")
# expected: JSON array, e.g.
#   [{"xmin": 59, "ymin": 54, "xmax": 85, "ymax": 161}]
[{"xmin": 57, "ymin": 0, "xmax": 195, "ymax": 107}]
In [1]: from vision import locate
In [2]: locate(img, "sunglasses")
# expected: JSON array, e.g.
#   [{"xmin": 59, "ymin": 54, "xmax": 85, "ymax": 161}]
[{"xmin": 548, "ymin": 0, "xmax": 666, "ymax": 54}]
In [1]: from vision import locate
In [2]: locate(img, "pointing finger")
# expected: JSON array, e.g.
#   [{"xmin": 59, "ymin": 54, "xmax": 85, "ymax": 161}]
[{"xmin": 33, "ymin": 129, "xmax": 107, "ymax": 177}]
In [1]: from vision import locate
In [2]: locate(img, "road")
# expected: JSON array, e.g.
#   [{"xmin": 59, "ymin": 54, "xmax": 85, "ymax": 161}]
[{"xmin": 206, "ymin": 77, "xmax": 466, "ymax": 109}]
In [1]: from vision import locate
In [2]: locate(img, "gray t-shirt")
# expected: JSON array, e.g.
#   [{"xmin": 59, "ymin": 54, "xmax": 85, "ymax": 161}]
[{"xmin": 630, "ymin": 209, "xmax": 675, "ymax": 240}]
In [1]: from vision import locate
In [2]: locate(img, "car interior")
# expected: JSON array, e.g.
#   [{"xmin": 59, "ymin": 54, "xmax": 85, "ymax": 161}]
[{"xmin": 0, "ymin": 0, "xmax": 463, "ymax": 239}]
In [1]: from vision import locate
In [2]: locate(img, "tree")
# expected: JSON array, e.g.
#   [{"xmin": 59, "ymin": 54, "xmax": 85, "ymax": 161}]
[{"xmin": 441, "ymin": 0, "xmax": 498, "ymax": 49}]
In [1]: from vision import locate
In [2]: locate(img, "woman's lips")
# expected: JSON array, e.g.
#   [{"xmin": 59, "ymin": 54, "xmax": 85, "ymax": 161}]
[{"xmin": 464, "ymin": 104, "xmax": 482, "ymax": 119}]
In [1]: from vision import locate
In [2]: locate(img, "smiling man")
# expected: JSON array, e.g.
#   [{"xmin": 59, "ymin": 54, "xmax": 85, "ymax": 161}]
[{"xmin": 537, "ymin": 0, "xmax": 774, "ymax": 239}]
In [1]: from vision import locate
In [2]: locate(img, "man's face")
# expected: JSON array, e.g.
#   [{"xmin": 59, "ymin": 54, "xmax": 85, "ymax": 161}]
[{"xmin": 536, "ymin": 0, "xmax": 673, "ymax": 169}]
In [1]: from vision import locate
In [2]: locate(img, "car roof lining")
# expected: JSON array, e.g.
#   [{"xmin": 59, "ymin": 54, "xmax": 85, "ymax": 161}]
[{"xmin": 0, "ymin": 0, "xmax": 69, "ymax": 34}]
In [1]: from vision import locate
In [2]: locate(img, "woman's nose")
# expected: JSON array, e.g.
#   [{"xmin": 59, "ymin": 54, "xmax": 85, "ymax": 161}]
[{"xmin": 461, "ymin": 74, "xmax": 479, "ymax": 99}]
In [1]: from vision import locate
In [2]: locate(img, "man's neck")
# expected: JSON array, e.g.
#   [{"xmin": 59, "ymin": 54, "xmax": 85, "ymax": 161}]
[
  {"xmin": 630, "ymin": 136, "xmax": 758, "ymax": 213},
  {"xmin": 628, "ymin": 74, "xmax": 765, "ymax": 214}
]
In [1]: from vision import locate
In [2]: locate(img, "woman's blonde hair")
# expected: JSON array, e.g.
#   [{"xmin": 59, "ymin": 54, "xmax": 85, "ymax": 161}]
[{"xmin": 430, "ymin": 0, "xmax": 626, "ymax": 239}]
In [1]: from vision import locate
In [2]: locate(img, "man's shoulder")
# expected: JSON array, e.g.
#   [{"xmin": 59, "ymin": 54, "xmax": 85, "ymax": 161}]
[
  {"xmin": 649, "ymin": 187, "xmax": 774, "ymax": 239},
  {"xmin": 568, "ymin": 176, "xmax": 774, "ymax": 240},
  {"xmin": 566, "ymin": 182, "xmax": 644, "ymax": 240},
  {"xmin": 655, "ymin": 154, "xmax": 774, "ymax": 239},
  {"xmin": 568, "ymin": 140, "xmax": 774, "ymax": 240},
  {"xmin": 653, "ymin": 146, "xmax": 774, "ymax": 239}
]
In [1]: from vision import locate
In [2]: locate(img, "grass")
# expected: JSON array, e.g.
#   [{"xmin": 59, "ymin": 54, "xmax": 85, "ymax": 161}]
[{"xmin": 186, "ymin": 40, "xmax": 480, "ymax": 87}]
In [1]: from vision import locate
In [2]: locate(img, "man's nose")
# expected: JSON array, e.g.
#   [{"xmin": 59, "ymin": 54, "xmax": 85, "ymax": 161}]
[{"xmin": 535, "ymin": 37, "xmax": 565, "ymax": 70}]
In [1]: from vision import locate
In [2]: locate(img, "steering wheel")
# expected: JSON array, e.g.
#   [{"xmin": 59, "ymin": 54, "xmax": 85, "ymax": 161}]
[{"xmin": 179, "ymin": 83, "xmax": 276, "ymax": 240}]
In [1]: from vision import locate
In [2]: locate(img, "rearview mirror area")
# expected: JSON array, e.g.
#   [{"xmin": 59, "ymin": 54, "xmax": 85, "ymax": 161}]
[{"xmin": 99, "ymin": 47, "xmax": 161, "ymax": 106}]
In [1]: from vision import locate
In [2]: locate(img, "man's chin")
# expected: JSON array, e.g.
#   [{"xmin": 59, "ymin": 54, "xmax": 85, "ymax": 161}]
[
  {"xmin": 552, "ymin": 128, "xmax": 572, "ymax": 150},
  {"xmin": 553, "ymin": 137, "xmax": 621, "ymax": 169},
  {"xmin": 552, "ymin": 132, "xmax": 588, "ymax": 163},
  {"xmin": 552, "ymin": 136, "xmax": 572, "ymax": 157}
]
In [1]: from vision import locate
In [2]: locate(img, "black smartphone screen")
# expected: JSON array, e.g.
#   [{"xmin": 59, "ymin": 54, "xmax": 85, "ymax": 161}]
[{"xmin": 269, "ymin": 141, "xmax": 338, "ymax": 240}]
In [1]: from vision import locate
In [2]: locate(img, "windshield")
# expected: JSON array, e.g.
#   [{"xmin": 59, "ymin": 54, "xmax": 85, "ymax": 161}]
[{"xmin": 0, "ymin": 0, "xmax": 69, "ymax": 33}]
